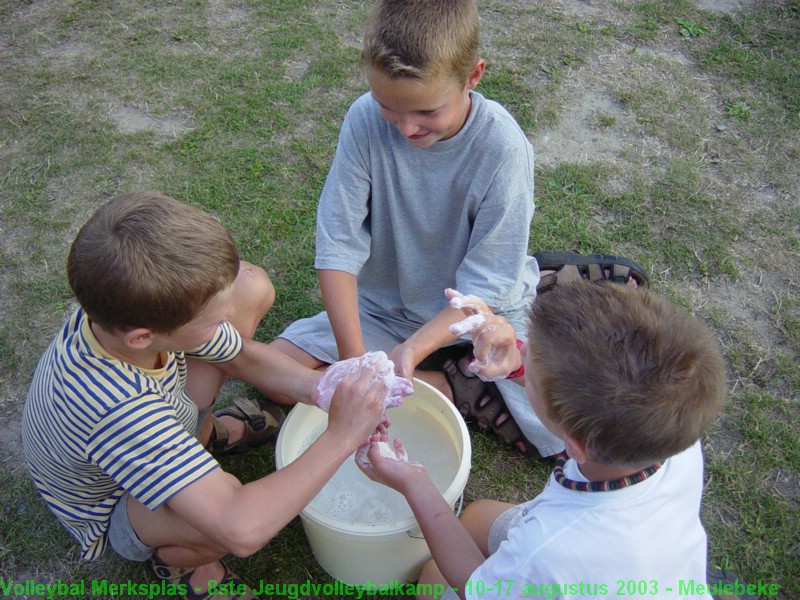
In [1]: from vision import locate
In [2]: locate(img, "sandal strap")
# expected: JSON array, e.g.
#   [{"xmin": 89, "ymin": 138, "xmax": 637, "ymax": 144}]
[
  {"xmin": 178, "ymin": 561, "xmax": 258, "ymax": 600},
  {"xmin": 534, "ymin": 250, "xmax": 650, "ymax": 294},
  {"xmin": 230, "ymin": 397, "xmax": 266, "ymax": 432},
  {"xmin": 207, "ymin": 397, "xmax": 284, "ymax": 457},
  {"xmin": 149, "ymin": 554, "xmax": 193, "ymax": 581}
]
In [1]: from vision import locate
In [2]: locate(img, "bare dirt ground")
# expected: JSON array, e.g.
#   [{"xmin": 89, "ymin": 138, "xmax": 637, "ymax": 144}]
[
  {"xmin": 1, "ymin": 0, "xmax": 794, "ymax": 463},
  {"xmin": 1, "ymin": 0, "xmax": 798, "ymax": 594}
]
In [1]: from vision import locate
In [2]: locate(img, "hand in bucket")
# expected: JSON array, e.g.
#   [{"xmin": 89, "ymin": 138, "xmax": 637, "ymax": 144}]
[
  {"xmin": 445, "ymin": 288, "xmax": 523, "ymax": 382},
  {"xmin": 355, "ymin": 430, "xmax": 425, "ymax": 492}
]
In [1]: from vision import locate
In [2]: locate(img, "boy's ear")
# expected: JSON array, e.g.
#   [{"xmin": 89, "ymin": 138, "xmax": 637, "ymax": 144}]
[
  {"xmin": 564, "ymin": 434, "xmax": 589, "ymax": 464},
  {"xmin": 466, "ymin": 59, "xmax": 486, "ymax": 90},
  {"xmin": 123, "ymin": 327, "xmax": 155, "ymax": 350}
]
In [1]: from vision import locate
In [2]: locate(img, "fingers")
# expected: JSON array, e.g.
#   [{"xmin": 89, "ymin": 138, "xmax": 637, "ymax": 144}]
[
  {"xmin": 449, "ymin": 312, "xmax": 489, "ymax": 337},
  {"xmin": 445, "ymin": 289, "xmax": 522, "ymax": 382},
  {"xmin": 446, "ymin": 288, "xmax": 492, "ymax": 315}
]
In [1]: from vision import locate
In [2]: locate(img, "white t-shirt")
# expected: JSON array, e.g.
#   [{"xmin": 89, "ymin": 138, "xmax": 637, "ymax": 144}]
[{"xmin": 467, "ymin": 442, "xmax": 712, "ymax": 599}]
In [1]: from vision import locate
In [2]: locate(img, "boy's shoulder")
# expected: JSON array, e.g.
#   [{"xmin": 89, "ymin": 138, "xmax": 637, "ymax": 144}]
[{"xmin": 33, "ymin": 307, "xmax": 155, "ymax": 405}]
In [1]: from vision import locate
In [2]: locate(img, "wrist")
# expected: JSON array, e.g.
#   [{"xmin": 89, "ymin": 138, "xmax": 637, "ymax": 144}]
[{"xmin": 505, "ymin": 339, "xmax": 525, "ymax": 380}]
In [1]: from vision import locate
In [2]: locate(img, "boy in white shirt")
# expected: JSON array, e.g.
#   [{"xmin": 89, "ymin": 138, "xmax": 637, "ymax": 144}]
[{"xmin": 359, "ymin": 281, "xmax": 725, "ymax": 599}]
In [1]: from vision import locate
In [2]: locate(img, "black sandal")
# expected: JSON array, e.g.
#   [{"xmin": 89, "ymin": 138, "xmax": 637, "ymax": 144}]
[
  {"xmin": 207, "ymin": 397, "xmax": 285, "ymax": 457},
  {"xmin": 177, "ymin": 560, "xmax": 257, "ymax": 600},
  {"xmin": 441, "ymin": 351, "xmax": 539, "ymax": 458},
  {"xmin": 535, "ymin": 250, "xmax": 650, "ymax": 294}
]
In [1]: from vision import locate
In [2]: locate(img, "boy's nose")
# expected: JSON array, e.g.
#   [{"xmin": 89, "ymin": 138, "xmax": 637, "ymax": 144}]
[{"xmin": 395, "ymin": 119, "xmax": 419, "ymax": 137}]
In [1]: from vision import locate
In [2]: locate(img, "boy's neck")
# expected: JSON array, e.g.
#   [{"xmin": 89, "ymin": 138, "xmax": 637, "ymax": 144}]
[
  {"xmin": 89, "ymin": 321, "xmax": 164, "ymax": 370},
  {"xmin": 576, "ymin": 458, "xmax": 646, "ymax": 483}
]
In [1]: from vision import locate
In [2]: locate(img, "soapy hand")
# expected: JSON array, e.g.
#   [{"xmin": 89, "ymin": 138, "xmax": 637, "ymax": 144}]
[
  {"xmin": 313, "ymin": 351, "xmax": 414, "ymax": 412},
  {"xmin": 445, "ymin": 288, "xmax": 523, "ymax": 382},
  {"xmin": 355, "ymin": 431, "xmax": 425, "ymax": 492},
  {"xmin": 355, "ymin": 438, "xmax": 409, "ymax": 469}
]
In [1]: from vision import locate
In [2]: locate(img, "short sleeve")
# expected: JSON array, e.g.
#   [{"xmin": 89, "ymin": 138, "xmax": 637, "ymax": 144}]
[{"xmin": 86, "ymin": 396, "xmax": 219, "ymax": 509}]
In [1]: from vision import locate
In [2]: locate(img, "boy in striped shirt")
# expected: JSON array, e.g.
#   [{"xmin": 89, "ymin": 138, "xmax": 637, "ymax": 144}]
[{"xmin": 22, "ymin": 192, "xmax": 392, "ymax": 600}]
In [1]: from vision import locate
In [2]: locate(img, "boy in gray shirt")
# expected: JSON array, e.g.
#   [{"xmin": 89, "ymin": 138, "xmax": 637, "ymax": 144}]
[{"xmin": 272, "ymin": 0, "xmax": 646, "ymax": 458}]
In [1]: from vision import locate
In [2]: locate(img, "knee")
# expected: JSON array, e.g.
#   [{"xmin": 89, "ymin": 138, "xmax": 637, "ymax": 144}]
[
  {"xmin": 461, "ymin": 499, "xmax": 495, "ymax": 524},
  {"xmin": 232, "ymin": 263, "xmax": 275, "ymax": 338},
  {"xmin": 417, "ymin": 559, "xmax": 448, "ymax": 599},
  {"xmin": 240, "ymin": 261, "xmax": 275, "ymax": 314}
]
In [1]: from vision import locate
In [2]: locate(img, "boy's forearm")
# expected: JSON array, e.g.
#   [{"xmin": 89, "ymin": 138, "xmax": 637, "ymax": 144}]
[
  {"xmin": 174, "ymin": 430, "xmax": 359, "ymax": 557},
  {"xmin": 401, "ymin": 305, "xmax": 474, "ymax": 362},
  {"xmin": 223, "ymin": 340, "xmax": 320, "ymax": 404},
  {"xmin": 319, "ymin": 269, "xmax": 365, "ymax": 358},
  {"xmin": 401, "ymin": 477, "xmax": 485, "ymax": 599}
]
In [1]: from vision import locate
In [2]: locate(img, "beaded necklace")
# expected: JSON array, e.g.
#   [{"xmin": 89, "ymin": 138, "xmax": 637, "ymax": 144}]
[{"xmin": 552, "ymin": 452, "xmax": 661, "ymax": 492}]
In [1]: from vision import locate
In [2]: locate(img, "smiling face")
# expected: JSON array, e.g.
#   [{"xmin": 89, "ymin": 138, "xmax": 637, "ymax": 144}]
[{"xmin": 366, "ymin": 61, "xmax": 484, "ymax": 149}]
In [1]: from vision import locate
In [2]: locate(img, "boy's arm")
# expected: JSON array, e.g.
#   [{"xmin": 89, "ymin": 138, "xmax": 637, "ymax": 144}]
[
  {"xmin": 165, "ymin": 362, "xmax": 388, "ymax": 557},
  {"xmin": 319, "ymin": 269, "xmax": 367, "ymax": 359},
  {"xmin": 358, "ymin": 440, "xmax": 484, "ymax": 599},
  {"xmin": 389, "ymin": 305, "xmax": 471, "ymax": 378},
  {"xmin": 219, "ymin": 338, "xmax": 322, "ymax": 404}
]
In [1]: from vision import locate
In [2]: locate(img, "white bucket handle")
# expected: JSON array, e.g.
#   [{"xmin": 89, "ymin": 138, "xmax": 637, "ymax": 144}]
[{"xmin": 406, "ymin": 492, "xmax": 465, "ymax": 539}]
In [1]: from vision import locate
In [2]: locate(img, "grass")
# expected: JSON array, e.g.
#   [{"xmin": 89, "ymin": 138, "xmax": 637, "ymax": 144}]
[{"xmin": 1, "ymin": 0, "xmax": 798, "ymax": 598}]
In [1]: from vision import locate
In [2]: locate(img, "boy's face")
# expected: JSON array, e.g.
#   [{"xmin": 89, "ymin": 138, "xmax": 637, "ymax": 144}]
[
  {"xmin": 152, "ymin": 285, "xmax": 236, "ymax": 352},
  {"xmin": 367, "ymin": 66, "xmax": 481, "ymax": 149}
]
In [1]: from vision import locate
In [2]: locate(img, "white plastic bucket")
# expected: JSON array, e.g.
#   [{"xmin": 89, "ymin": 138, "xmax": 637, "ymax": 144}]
[{"xmin": 275, "ymin": 378, "xmax": 471, "ymax": 586}]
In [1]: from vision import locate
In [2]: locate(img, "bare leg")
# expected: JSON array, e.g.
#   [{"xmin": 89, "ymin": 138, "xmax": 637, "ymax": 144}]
[
  {"xmin": 266, "ymin": 338, "xmax": 328, "ymax": 404},
  {"xmin": 414, "ymin": 369, "xmax": 453, "ymax": 400},
  {"xmin": 128, "ymin": 493, "xmax": 229, "ymax": 593},
  {"xmin": 187, "ymin": 261, "xmax": 275, "ymax": 447},
  {"xmin": 460, "ymin": 499, "xmax": 517, "ymax": 556},
  {"xmin": 417, "ymin": 559, "xmax": 450, "ymax": 600}
]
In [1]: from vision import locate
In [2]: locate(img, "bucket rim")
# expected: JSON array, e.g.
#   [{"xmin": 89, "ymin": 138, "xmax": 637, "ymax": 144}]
[{"xmin": 275, "ymin": 378, "xmax": 472, "ymax": 534}]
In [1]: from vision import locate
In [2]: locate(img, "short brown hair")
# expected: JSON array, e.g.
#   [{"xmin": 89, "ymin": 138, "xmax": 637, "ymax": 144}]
[
  {"xmin": 527, "ymin": 282, "xmax": 725, "ymax": 467},
  {"xmin": 67, "ymin": 192, "xmax": 239, "ymax": 333},
  {"xmin": 361, "ymin": 0, "xmax": 479, "ymax": 83}
]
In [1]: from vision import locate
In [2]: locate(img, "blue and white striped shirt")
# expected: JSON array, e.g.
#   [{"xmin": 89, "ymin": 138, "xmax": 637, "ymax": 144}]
[{"xmin": 21, "ymin": 308, "xmax": 242, "ymax": 559}]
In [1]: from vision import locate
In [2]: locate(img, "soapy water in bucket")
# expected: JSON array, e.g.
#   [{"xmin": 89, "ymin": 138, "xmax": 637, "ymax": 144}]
[{"xmin": 302, "ymin": 407, "xmax": 459, "ymax": 526}]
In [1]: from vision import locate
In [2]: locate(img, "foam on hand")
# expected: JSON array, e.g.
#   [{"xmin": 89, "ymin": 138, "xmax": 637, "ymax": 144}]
[
  {"xmin": 447, "ymin": 289, "xmax": 506, "ymax": 382},
  {"xmin": 354, "ymin": 440, "xmax": 413, "ymax": 469},
  {"xmin": 313, "ymin": 351, "xmax": 414, "ymax": 413}
]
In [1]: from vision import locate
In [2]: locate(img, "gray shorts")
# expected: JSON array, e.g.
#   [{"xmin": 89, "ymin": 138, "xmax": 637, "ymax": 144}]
[
  {"xmin": 280, "ymin": 311, "xmax": 564, "ymax": 457},
  {"xmin": 278, "ymin": 309, "xmax": 418, "ymax": 363},
  {"xmin": 108, "ymin": 492, "xmax": 155, "ymax": 562},
  {"xmin": 438, "ymin": 505, "xmax": 524, "ymax": 600},
  {"xmin": 107, "ymin": 404, "xmax": 212, "ymax": 562}
]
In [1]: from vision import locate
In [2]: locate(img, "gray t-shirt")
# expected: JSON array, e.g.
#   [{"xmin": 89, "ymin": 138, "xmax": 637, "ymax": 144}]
[{"xmin": 315, "ymin": 90, "xmax": 539, "ymax": 331}]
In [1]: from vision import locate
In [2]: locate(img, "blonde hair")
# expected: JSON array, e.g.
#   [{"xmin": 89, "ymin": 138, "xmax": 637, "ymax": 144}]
[
  {"xmin": 361, "ymin": 0, "xmax": 479, "ymax": 83},
  {"xmin": 527, "ymin": 282, "xmax": 726, "ymax": 467},
  {"xmin": 68, "ymin": 192, "xmax": 239, "ymax": 333}
]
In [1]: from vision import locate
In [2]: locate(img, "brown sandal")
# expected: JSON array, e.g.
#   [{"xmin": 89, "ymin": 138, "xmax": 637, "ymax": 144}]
[
  {"xmin": 535, "ymin": 251, "xmax": 649, "ymax": 294},
  {"xmin": 178, "ymin": 560, "xmax": 257, "ymax": 600},
  {"xmin": 149, "ymin": 553, "xmax": 192, "ymax": 581},
  {"xmin": 442, "ymin": 352, "xmax": 539, "ymax": 458},
  {"xmin": 207, "ymin": 397, "xmax": 284, "ymax": 457}
]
